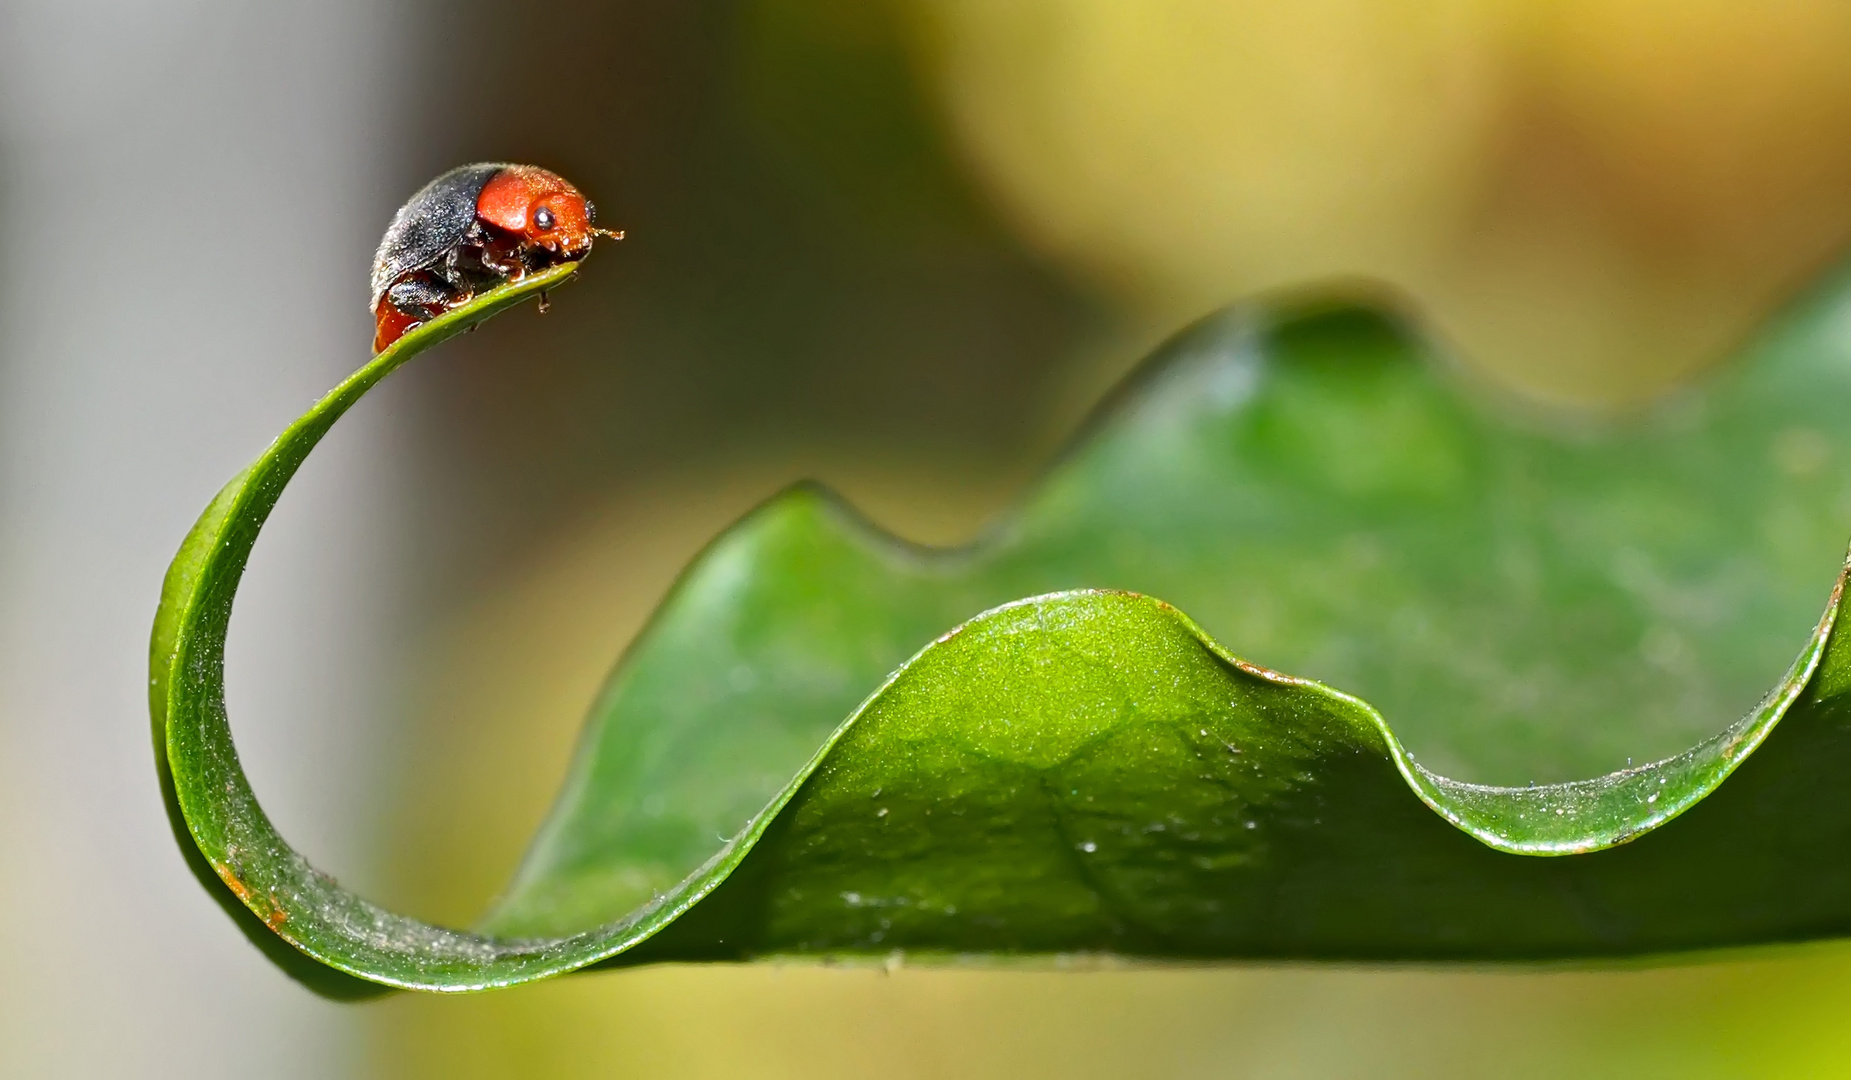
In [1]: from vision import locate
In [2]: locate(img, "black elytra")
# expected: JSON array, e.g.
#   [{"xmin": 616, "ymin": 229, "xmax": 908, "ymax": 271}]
[{"xmin": 368, "ymin": 162, "xmax": 508, "ymax": 313}]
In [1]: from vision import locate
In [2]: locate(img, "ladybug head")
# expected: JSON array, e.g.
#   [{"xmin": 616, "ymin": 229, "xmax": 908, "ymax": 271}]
[{"xmin": 475, "ymin": 165, "xmax": 621, "ymax": 257}]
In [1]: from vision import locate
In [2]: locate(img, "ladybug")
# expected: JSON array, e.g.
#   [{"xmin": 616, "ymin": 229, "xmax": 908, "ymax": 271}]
[{"xmin": 369, "ymin": 163, "xmax": 622, "ymax": 352}]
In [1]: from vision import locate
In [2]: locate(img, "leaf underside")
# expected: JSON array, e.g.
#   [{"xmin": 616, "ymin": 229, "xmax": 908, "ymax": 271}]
[{"xmin": 152, "ymin": 261, "xmax": 1851, "ymax": 992}]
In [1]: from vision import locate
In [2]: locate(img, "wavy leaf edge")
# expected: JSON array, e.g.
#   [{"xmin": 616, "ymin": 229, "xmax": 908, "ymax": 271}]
[{"xmin": 150, "ymin": 266, "xmax": 1851, "ymax": 991}]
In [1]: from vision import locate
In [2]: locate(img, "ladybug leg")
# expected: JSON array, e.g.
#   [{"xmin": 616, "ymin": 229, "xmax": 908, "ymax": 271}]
[
  {"xmin": 436, "ymin": 246, "xmax": 477, "ymax": 290},
  {"xmin": 519, "ymin": 244, "xmax": 553, "ymax": 274},
  {"xmin": 476, "ymin": 238, "xmax": 527, "ymax": 280},
  {"xmin": 386, "ymin": 277, "xmax": 455, "ymax": 320}
]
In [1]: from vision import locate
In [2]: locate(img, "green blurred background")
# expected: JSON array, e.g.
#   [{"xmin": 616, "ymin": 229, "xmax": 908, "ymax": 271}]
[{"xmin": 13, "ymin": 0, "xmax": 1851, "ymax": 1075}]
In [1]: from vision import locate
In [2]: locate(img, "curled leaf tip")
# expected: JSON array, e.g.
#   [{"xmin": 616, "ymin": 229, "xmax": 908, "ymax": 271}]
[{"xmin": 155, "ymin": 265, "xmax": 1851, "ymax": 990}]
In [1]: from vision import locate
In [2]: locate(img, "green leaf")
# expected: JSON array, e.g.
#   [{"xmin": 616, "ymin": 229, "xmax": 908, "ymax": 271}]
[{"xmin": 155, "ymin": 262, "xmax": 1851, "ymax": 992}]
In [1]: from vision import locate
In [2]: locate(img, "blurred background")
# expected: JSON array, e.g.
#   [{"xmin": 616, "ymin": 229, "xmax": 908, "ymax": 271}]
[{"xmin": 9, "ymin": 0, "xmax": 1851, "ymax": 1075}]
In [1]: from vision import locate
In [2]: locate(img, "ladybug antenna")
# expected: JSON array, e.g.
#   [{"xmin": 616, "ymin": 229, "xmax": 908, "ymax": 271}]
[{"xmin": 594, "ymin": 227, "xmax": 625, "ymax": 241}]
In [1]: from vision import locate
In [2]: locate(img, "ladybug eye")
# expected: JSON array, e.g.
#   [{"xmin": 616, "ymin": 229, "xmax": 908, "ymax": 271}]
[
  {"xmin": 585, "ymin": 201, "xmax": 597, "ymax": 223},
  {"xmin": 533, "ymin": 206, "xmax": 556, "ymax": 231}
]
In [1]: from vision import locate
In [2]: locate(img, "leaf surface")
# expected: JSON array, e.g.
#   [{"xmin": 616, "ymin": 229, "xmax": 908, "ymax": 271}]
[{"xmin": 154, "ymin": 265, "xmax": 1851, "ymax": 991}]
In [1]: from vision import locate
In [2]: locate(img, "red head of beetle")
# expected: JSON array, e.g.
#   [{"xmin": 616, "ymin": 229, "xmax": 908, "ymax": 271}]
[
  {"xmin": 369, "ymin": 162, "xmax": 621, "ymax": 353},
  {"xmin": 475, "ymin": 165, "xmax": 603, "ymax": 259}
]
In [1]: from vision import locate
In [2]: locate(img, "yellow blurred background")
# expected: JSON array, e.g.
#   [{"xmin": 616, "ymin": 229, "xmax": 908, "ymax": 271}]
[
  {"xmin": 913, "ymin": 0, "xmax": 1851, "ymax": 404},
  {"xmin": 12, "ymin": 0, "xmax": 1851, "ymax": 1075}
]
